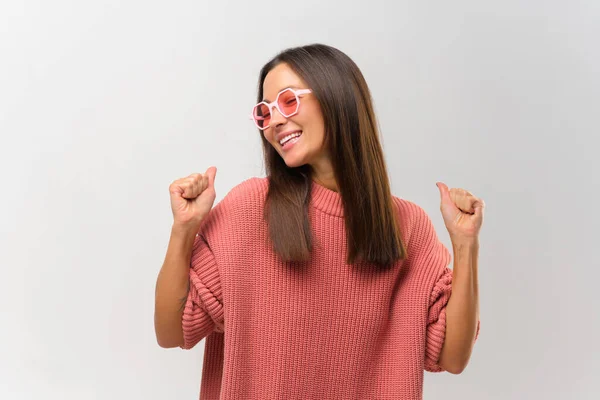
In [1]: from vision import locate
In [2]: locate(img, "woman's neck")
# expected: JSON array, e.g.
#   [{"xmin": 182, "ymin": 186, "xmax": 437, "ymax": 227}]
[{"xmin": 312, "ymin": 174, "xmax": 338, "ymax": 193}]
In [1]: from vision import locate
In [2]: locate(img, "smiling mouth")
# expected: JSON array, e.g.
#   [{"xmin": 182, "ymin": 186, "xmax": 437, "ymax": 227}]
[{"xmin": 279, "ymin": 131, "xmax": 303, "ymax": 150}]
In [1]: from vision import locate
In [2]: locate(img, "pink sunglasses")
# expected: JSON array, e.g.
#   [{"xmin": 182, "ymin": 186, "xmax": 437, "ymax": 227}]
[{"xmin": 249, "ymin": 87, "xmax": 312, "ymax": 130}]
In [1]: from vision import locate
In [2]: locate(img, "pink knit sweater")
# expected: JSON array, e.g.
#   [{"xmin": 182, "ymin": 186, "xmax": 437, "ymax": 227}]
[{"xmin": 180, "ymin": 177, "xmax": 479, "ymax": 399}]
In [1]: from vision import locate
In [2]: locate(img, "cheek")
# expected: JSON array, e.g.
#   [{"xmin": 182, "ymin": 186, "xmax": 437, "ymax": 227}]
[
  {"xmin": 265, "ymin": 130, "xmax": 276, "ymax": 145},
  {"xmin": 300, "ymin": 105, "xmax": 325, "ymax": 132},
  {"xmin": 306, "ymin": 115, "xmax": 325, "ymax": 142}
]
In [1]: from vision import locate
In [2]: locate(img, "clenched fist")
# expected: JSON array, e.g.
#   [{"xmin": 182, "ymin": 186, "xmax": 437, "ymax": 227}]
[
  {"xmin": 436, "ymin": 181, "xmax": 484, "ymax": 243},
  {"xmin": 169, "ymin": 166, "xmax": 217, "ymax": 231}
]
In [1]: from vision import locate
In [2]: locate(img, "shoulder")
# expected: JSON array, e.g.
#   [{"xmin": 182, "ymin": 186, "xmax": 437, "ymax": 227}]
[
  {"xmin": 198, "ymin": 177, "xmax": 268, "ymax": 242},
  {"xmin": 228, "ymin": 176, "xmax": 269, "ymax": 200},
  {"xmin": 390, "ymin": 196, "xmax": 432, "ymax": 238},
  {"xmin": 205, "ymin": 176, "xmax": 268, "ymax": 222},
  {"xmin": 391, "ymin": 195, "xmax": 426, "ymax": 218},
  {"xmin": 390, "ymin": 195, "xmax": 447, "ymax": 262},
  {"xmin": 218, "ymin": 176, "xmax": 268, "ymax": 211}
]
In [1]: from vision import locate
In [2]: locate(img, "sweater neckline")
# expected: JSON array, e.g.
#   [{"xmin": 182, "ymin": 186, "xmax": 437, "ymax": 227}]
[{"xmin": 310, "ymin": 179, "xmax": 344, "ymax": 217}]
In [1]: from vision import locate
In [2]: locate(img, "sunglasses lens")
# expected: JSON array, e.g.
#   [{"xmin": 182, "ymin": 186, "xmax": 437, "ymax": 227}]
[
  {"xmin": 253, "ymin": 89, "xmax": 300, "ymax": 129},
  {"xmin": 278, "ymin": 89, "xmax": 299, "ymax": 116},
  {"xmin": 254, "ymin": 103, "xmax": 270, "ymax": 129}
]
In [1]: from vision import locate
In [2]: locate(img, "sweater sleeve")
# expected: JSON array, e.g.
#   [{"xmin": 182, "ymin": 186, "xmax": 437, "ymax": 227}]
[
  {"xmin": 424, "ymin": 266, "xmax": 481, "ymax": 372},
  {"xmin": 179, "ymin": 232, "xmax": 225, "ymax": 350},
  {"xmin": 411, "ymin": 206, "xmax": 481, "ymax": 372},
  {"xmin": 424, "ymin": 265, "xmax": 452, "ymax": 372}
]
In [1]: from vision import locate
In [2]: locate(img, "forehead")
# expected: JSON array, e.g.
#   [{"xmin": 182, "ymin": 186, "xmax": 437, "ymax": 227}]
[{"xmin": 262, "ymin": 63, "xmax": 307, "ymax": 102}]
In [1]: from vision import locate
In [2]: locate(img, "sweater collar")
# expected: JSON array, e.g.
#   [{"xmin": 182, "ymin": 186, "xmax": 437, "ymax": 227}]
[{"xmin": 310, "ymin": 179, "xmax": 344, "ymax": 217}]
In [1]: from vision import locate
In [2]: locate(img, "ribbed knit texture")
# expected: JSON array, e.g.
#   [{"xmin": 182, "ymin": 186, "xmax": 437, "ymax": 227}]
[{"xmin": 180, "ymin": 177, "xmax": 480, "ymax": 400}]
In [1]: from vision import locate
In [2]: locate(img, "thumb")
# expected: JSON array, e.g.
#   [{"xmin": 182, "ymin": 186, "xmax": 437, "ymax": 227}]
[
  {"xmin": 436, "ymin": 182, "xmax": 451, "ymax": 205},
  {"xmin": 205, "ymin": 166, "xmax": 217, "ymax": 188}
]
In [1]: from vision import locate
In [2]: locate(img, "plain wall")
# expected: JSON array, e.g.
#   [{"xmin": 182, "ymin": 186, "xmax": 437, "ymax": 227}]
[{"xmin": 1, "ymin": 1, "xmax": 598, "ymax": 399}]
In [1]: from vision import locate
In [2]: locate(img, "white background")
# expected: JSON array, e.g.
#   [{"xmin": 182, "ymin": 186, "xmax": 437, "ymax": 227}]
[{"xmin": 1, "ymin": 1, "xmax": 598, "ymax": 399}]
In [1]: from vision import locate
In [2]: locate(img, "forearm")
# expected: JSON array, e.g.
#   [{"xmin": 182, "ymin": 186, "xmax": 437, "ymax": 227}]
[
  {"xmin": 154, "ymin": 224, "xmax": 198, "ymax": 348},
  {"xmin": 438, "ymin": 238, "xmax": 479, "ymax": 373}
]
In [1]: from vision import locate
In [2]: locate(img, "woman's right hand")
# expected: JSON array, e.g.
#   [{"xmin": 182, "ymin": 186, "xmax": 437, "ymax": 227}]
[{"xmin": 169, "ymin": 166, "xmax": 217, "ymax": 232}]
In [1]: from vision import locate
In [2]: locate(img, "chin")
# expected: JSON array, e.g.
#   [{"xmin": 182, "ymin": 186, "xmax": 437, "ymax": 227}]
[
  {"xmin": 283, "ymin": 158, "xmax": 305, "ymax": 168},
  {"xmin": 280, "ymin": 151, "xmax": 310, "ymax": 168}
]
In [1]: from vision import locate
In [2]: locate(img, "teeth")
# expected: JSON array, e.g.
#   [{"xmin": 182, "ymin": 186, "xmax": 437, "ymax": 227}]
[{"xmin": 280, "ymin": 132, "xmax": 302, "ymax": 146}]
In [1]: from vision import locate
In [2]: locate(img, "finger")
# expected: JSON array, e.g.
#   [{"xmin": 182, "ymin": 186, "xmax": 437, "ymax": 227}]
[
  {"xmin": 449, "ymin": 188, "xmax": 464, "ymax": 205},
  {"xmin": 450, "ymin": 188, "xmax": 478, "ymax": 213},
  {"xmin": 183, "ymin": 175, "xmax": 202, "ymax": 198},
  {"xmin": 464, "ymin": 197, "xmax": 476, "ymax": 214},
  {"xmin": 170, "ymin": 178, "xmax": 189, "ymax": 196},
  {"xmin": 205, "ymin": 166, "xmax": 217, "ymax": 188},
  {"xmin": 188, "ymin": 173, "xmax": 203, "ymax": 184},
  {"xmin": 436, "ymin": 182, "xmax": 452, "ymax": 205},
  {"xmin": 457, "ymin": 188, "xmax": 473, "ymax": 197},
  {"xmin": 182, "ymin": 181, "xmax": 195, "ymax": 198},
  {"xmin": 194, "ymin": 175, "xmax": 204, "ymax": 197},
  {"xmin": 192, "ymin": 172, "xmax": 207, "ymax": 194},
  {"xmin": 473, "ymin": 197, "xmax": 485, "ymax": 219},
  {"xmin": 456, "ymin": 192, "xmax": 476, "ymax": 214}
]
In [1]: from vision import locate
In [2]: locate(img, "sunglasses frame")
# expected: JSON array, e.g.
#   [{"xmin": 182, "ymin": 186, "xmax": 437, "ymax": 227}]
[{"xmin": 249, "ymin": 88, "xmax": 312, "ymax": 130}]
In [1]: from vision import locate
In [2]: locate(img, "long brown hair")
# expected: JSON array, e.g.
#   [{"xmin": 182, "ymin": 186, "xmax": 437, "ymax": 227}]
[{"xmin": 257, "ymin": 43, "xmax": 406, "ymax": 270}]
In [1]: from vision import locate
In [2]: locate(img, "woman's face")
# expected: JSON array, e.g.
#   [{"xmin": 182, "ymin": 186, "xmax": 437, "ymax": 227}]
[{"xmin": 261, "ymin": 63, "xmax": 328, "ymax": 169}]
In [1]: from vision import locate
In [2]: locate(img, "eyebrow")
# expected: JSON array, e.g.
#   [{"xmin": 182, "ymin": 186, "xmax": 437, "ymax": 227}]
[{"xmin": 261, "ymin": 86, "xmax": 300, "ymax": 103}]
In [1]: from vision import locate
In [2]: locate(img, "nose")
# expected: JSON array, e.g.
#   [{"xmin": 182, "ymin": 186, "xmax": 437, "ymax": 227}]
[{"xmin": 268, "ymin": 104, "xmax": 287, "ymax": 129}]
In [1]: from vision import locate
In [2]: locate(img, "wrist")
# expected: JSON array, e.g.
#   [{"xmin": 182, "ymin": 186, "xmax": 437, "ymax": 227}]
[
  {"xmin": 171, "ymin": 222, "xmax": 200, "ymax": 238},
  {"xmin": 450, "ymin": 236, "xmax": 479, "ymax": 249}
]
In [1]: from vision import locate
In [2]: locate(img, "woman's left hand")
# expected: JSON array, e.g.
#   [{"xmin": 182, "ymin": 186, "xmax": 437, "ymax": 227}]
[{"xmin": 436, "ymin": 182, "xmax": 485, "ymax": 243}]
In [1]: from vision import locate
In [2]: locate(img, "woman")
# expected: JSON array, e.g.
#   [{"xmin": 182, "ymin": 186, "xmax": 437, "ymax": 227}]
[{"xmin": 154, "ymin": 43, "xmax": 484, "ymax": 400}]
